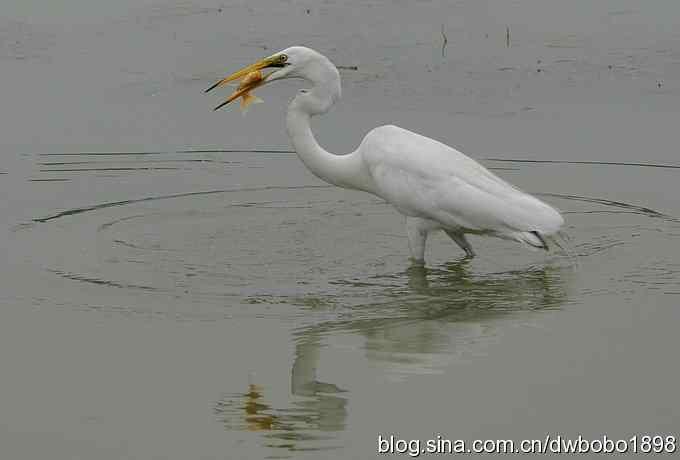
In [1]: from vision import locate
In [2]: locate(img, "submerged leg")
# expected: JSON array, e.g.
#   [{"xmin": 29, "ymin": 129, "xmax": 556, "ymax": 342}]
[
  {"xmin": 405, "ymin": 217, "xmax": 430, "ymax": 264},
  {"xmin": 444, "ymin": 230, "xmax": 476, "ymax": 258}
]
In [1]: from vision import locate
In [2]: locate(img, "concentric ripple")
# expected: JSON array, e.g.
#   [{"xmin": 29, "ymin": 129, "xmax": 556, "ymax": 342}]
[{"xmin": 17, "ymin": 153, "xmax": 680, "ymax": 330}]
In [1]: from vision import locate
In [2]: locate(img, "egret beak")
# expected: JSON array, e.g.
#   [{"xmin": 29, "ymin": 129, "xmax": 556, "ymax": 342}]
[
  {"xmin": 204, "ymin": 55, "xmax": 284, "ymax": 91},
  {"xmin": 205, "ymin": 54, "xmax": 286, "ymax": 110}
]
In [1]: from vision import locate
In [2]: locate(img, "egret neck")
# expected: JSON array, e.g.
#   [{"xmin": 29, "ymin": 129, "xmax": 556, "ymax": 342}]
[{"xmin": 284, "ymin": 67, "xmax": 376, "ymax": 194}]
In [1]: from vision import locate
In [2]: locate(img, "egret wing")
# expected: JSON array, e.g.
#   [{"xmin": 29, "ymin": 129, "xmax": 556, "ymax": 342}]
[{"xmin": 361, "ymin": 125, "xmax": 563, "ymax": 234}]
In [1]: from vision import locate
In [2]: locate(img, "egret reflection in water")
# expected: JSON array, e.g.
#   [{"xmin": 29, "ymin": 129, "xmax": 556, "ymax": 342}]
[{"xmin": 215, "ymin": 260, "xmax": 571, "ymax": 455}]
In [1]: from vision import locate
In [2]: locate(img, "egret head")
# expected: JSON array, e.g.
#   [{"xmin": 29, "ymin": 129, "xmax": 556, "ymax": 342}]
[{"xmin": 205, "ymin": 46, "xmax": 340, "ymax": 111}]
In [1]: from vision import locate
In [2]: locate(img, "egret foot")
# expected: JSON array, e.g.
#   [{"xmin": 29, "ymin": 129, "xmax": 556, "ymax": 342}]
[{"xmin": 444, "ymin": 230, "xmax": 476, "ymax": 258}]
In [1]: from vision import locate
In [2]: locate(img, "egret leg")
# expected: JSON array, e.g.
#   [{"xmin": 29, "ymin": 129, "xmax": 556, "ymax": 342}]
[
  {"xmin": 406, "ymin": 217, "xmax": 429, "ymax": 264},
  {"xmin": 444, "ymin": 230, "xmax": 476, "ymax": 258}
]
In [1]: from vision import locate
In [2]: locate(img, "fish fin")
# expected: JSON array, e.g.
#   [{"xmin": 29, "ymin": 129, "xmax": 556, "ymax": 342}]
[
  {"xmin": 239, "ymin": 95, "xmax": 252, "ymax": 110},
  {"xmin": 240, "ymin": 94, "xmax": 263, "ymax": 114}
]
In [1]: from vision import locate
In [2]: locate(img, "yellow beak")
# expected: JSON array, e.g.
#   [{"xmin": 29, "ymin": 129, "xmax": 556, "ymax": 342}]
[
  {"xmin": 205, "ymin": 57, "xmax": 276, "ymax": 92},
  {"xmin": 204, "ymin": 56, "xmax": 282, "ymax": 93},
  {"xmin": 205, "ymin": 56, "xmax": 283, "ymax": 111}
]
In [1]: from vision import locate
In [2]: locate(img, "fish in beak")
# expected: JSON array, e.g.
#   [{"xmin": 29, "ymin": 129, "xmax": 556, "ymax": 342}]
[
  {"xmin": 216, "ymin": 70, "xmax": 264, "ymax": 112},
  {"xmin": 205, "ymin": 54, "xmax": 288, "ymax": 111}
]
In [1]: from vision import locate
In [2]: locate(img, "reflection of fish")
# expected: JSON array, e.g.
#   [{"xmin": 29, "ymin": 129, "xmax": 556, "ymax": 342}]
[
  {"xmin": 214, "ymin": 70, "xmax": 265, "ymax": 112},
  {"xmin": 243, "ymin": 384, "xmax": 277, "ymax": 431}
]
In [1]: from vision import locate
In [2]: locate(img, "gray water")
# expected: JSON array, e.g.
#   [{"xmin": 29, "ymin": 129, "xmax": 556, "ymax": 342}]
[{"xmin": 1, "ymin": 1, "xmax": 679, "ymax": 458}]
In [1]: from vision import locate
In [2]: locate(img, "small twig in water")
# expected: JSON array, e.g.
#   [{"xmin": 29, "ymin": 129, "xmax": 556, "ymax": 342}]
[
  {"xmin": 506, "ymin": 26, "xmax": 511, "ymax": 48},
  {"xmin": 441, "ymin": 24, "xmax": 448, "ymax": 57}
]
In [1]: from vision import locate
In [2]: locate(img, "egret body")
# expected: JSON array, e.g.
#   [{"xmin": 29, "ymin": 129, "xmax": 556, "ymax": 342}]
[{"xmin": 206, "ymin": 46, "xmax": 564, "ymax": 263}]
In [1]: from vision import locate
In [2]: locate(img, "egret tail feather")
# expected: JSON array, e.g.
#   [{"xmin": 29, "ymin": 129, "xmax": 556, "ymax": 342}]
[{"xmin": 513, "ymin": 230, "xmax": 549, "ymax": 251}]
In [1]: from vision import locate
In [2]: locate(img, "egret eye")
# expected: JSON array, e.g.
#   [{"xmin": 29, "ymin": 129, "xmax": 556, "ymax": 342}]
[{"xmin": 279, "ymin": 54, "xmax": 288, "ymax": 63}]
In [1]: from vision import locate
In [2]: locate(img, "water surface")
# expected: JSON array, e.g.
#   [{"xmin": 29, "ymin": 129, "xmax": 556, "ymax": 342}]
[{"xmin": 2, "ymin": 1, "xmax": 679, "ymax": 458}]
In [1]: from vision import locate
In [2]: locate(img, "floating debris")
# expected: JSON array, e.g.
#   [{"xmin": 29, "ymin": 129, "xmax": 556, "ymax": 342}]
[{"xmin": 441, "ymin": 24, "xmax": 448, "ymax": 57}]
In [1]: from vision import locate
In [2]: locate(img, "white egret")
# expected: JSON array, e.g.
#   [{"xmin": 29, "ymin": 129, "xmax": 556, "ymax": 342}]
[{"xmin": 205, "ymin": 46, "xmax": 564, "ymax": 263}]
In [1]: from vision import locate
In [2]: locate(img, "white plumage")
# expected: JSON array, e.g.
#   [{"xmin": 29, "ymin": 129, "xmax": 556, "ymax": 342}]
[
  {"xmin": 207, "ymin": 46, "xmax": 564, "ymax": 263},
  {"xmin": 359, "ymin": 124, "xmax": 564, "ymax": 259}
]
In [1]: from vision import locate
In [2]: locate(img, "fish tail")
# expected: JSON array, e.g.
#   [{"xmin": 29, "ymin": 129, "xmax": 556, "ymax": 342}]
[{"xmin": 240, "ymin": 94, "xmax": 264, "ymax": 113}]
